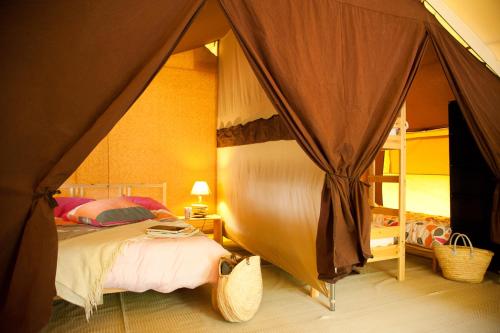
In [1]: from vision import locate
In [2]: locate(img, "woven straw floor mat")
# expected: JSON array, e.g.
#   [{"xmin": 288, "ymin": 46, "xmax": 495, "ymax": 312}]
[{"xmin": 44, "ymin": 255, "xmax": 500, "ymax": 333}]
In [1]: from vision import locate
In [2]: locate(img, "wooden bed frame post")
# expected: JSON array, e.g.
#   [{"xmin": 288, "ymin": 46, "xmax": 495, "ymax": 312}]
[{"xmin": 162, "ymin": 182, "xmax": 167, "ymax": 207}]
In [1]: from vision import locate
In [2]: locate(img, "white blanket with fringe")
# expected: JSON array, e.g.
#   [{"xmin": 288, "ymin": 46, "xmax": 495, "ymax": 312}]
[
  {"xmin": 56, "ymin": 219, "xmax": 228, "ymax": 319},
  {"xmin": 55, "ymin": 220, "xmax": 163, "ymax": 318}
]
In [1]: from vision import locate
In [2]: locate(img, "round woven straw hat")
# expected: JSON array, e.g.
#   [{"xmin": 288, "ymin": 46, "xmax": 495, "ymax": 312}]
[{"xmin": 214, "ymin": 255, "xmax": 262, "ymax": 322}]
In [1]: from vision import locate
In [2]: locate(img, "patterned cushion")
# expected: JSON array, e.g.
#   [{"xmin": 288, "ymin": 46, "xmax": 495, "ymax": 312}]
[{"xmin": 374, "ymin": 212, "xmax": 452, "ymax": 249}]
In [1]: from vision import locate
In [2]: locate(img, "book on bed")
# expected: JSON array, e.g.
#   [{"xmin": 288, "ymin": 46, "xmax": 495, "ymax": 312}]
[{"xmin": 146, "ymin": 224, "xmax": 197, "ymax": 238}]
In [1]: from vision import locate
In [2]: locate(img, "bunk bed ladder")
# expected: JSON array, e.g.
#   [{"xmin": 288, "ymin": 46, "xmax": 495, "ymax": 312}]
[{"xmin": 367, "ymin": 102, "xmax": 406, "ymax": 281}]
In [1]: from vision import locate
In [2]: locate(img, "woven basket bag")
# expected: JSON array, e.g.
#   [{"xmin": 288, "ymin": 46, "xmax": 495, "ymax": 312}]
[
  {"xmin": 434, "ymin": 233, "xmax": 494, "ymax": 283},
  {"xmin": 212, "ymin": 255, "xmax": 262, "ymax": 322}
]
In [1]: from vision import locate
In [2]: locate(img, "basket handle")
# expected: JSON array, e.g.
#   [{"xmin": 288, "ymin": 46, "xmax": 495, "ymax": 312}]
[
  {"xmin": 448, "ymin": 232, "xmax": 463, "ymax": 245},
  {"xmin": 450, "ymin": 233, "xmax": 474, "ymax": 257}
]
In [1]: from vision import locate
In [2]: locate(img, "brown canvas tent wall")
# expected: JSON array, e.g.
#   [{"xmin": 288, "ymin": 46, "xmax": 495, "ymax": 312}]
[
  {"xmin": 0, "ymin": 0, "xmax": 498, "ymax": 331},
  {"xmin": 0, "ymin": 1, "xmax": 207, "ymax": 331}
]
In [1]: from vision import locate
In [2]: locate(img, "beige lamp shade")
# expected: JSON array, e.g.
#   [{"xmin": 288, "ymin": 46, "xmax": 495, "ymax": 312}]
[{"xmin": 191, "ymin": 181, "xmax": 210, "ymax": 196}]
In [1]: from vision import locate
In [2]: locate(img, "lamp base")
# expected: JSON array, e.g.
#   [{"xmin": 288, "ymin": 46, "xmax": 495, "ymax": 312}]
[{"xmin": 191, "ymin": 203, "xmax": 208, "ymax": 217}]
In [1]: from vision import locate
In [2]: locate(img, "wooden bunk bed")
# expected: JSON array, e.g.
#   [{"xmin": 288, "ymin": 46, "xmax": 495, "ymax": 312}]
[{"xmin": 368, "ymin": 106, "xmax": 446, "ymax": 273}]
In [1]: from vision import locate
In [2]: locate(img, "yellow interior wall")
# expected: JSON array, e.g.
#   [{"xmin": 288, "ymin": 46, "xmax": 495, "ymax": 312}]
[
  {"xmin": 383, "ymin": 129, "xmax": 450, "ymax": 216},
  {"xmin": 383, "ymin": 175, "xmax": 450, "ymax": 217},
  {"xmin": 65, "ymin": 47, "xmax": 218, "ymax": 215},
  {"xmin": 387, "ymin": 128, "xmax": 449, "ymax": 175}
]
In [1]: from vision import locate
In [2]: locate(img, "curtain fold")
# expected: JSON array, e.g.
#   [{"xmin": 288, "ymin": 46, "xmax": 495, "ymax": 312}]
[
  {"xmin": 217, "ymin": 115, "xmax": 294, "ymax": 147},
  {"xmin": 0, "ymin": 1, "xmax": 204, "ymax": 331},
  {"xmin": 427, "ymin": 23, "xmax": 500, "ymax": 244},
  {"xmin": 219, "ymin": 0, "xmax": 429, "ymax": 282}
]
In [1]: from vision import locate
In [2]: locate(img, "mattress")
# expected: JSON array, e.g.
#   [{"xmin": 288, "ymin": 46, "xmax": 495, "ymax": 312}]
[
  {"xmin": 370, "ymin": 236, "xmax": 396, "ymax": 248},
  {"xmin": 56, "ymin": 224, "xmax": 101, "ymax": 241},
  {"xmin": 56, "ymin": 220, "xmax": 229, "ymax": 316},
  {"xmin": 372, "ymin": 212, "xmax": 451, "ymax": 249}
]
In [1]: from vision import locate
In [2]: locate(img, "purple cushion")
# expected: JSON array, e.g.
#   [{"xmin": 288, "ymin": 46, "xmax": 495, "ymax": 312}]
[
  {"xmin": 54, "ymin": 197, "xmax": 95, "ymax": 220},
  {"xmin": 123, "ymin": 196, "xmax": 167, "ymax": 211}
]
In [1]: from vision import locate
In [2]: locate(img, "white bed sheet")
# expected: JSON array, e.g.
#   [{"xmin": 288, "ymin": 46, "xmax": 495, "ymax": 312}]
[{"xmin": 56, "ymin": 220, "xmax": 228, "ymax": 317}]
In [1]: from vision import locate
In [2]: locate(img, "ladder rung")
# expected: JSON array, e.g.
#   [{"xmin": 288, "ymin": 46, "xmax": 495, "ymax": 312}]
[
  {"xmin": 371, "ymin": 206, "xmax": 399, "ymax": 216},
  {"xmin": 367, "ymin": 175, "xmax": 399, "ymax": 183},
  {"xmin": 382, "ymin": 136, "xmax": 401, "ymax": 150},
  {"xmin": 371, "ymin": 226, "xmax": 400, "ymax": 239}
]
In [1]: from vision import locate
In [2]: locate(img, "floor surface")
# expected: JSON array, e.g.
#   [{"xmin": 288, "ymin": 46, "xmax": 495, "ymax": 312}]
[{"xmin": 44, "ymin": 255, "xmax": 500, "ymax": 333}]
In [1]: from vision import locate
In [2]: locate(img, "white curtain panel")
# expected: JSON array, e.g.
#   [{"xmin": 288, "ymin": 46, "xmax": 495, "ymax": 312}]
[
  {"xmin": 217, "ymin": 31, "xmax": 277, "ymax": 129},
  {"xmin": 217, "ymin": 141, "xmax": 327, "ymax": 293}
]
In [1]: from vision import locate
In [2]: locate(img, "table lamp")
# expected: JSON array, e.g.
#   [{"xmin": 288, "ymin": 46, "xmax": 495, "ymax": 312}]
[{"xmin": 191, "ymin": 181, "xmax": 210, "ymax": 217}]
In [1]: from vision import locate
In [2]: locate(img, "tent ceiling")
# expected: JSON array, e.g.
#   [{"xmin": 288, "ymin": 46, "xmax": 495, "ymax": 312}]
[
  {"xmin": 174, "ymin": 0, "xmax": 229, "ymax": 53},
  {"xmin": 172, "ymin": 0, "xmax": 497, "ymax": 131},
  {"xmin": 175, "ymin": 0, "xmax": 500, "ymax": 72},
  {"xmin": 407, "ymin": 43, "xmax": 454, "ymax": 131},
  {"xmin": 420, "ymin": 42, "xmax": 440, "ymax": 66},
  {"xmin": 427, "ymin": 0, "xmax": 500, "ymax": 75},
  {"xmin": 443, "ymin": 0, "xmax": 500, "ymax": 57}
]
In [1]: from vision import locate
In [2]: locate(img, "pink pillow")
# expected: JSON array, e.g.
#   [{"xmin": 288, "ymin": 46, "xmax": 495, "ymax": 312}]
[
  {"xmin": 54, "ymin": 197, "xmax": 95, "ymax": 220},
  {"xmin": 123, "ymin": 196, "xmax": 168, "ymax": 211},
  {"xmin": 67, "ymin": 198, "xmax": 155, "ymax": 227}
]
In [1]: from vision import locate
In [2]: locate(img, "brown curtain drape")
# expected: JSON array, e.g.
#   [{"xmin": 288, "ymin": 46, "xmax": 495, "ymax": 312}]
[
  {"xmin": 0, "ymin": 1, "xmax": 204, "ymax": 331},
  {"xmin": 217, "ymin": 115, "xmax": 294, "ymax": 147},
  {"xmin": 427, "ymin": 24, "xmax": 500, "ymax": 244},
  {"xmin": 219, "ymin": 0, "xmax": 429, "ymax": 281}
]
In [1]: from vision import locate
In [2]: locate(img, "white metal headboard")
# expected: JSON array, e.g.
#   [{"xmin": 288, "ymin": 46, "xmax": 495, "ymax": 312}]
[{"xmin": 59, "ymin": 182, "xmax": 167, "ymax": 206}]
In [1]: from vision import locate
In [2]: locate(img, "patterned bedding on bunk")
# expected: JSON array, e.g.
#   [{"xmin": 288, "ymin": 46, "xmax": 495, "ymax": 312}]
[{"xmin": 376, "ymin": 212, "xmax": 452, "ymax": 249}]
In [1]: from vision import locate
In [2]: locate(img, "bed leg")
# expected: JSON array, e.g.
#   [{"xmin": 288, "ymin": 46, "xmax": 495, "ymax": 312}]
[
  {"xmin": 310, "ymin": 287, "xmax": 319, "ymax": 299},
  {"xmin": 398, "ymin": 255, "xmax": 406, "ymax": 281},
  {"xmin": 328, "ymin": 283, "xmax": 336, "ymax": 311}
]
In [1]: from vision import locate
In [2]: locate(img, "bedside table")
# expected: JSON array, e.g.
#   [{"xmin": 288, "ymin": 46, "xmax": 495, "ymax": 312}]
[{"xmin": 177, "ymin": 214, "xmax": 222, "ymax": 245}]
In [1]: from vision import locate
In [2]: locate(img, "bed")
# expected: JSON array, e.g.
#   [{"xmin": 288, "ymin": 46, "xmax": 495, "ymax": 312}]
[
  {"xmin": 54, "ymin": 183, "xmax": 228, "ymax": 318},
  {"xmin": 374, "ymin": 212, "xmax": 452, "ymax": 271}
]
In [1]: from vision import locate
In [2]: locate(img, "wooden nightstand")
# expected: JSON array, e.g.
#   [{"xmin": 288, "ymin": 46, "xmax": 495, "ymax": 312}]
[{"xmin": 177, "ymin": 214, "xmax": 222, "ymax": 245}]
